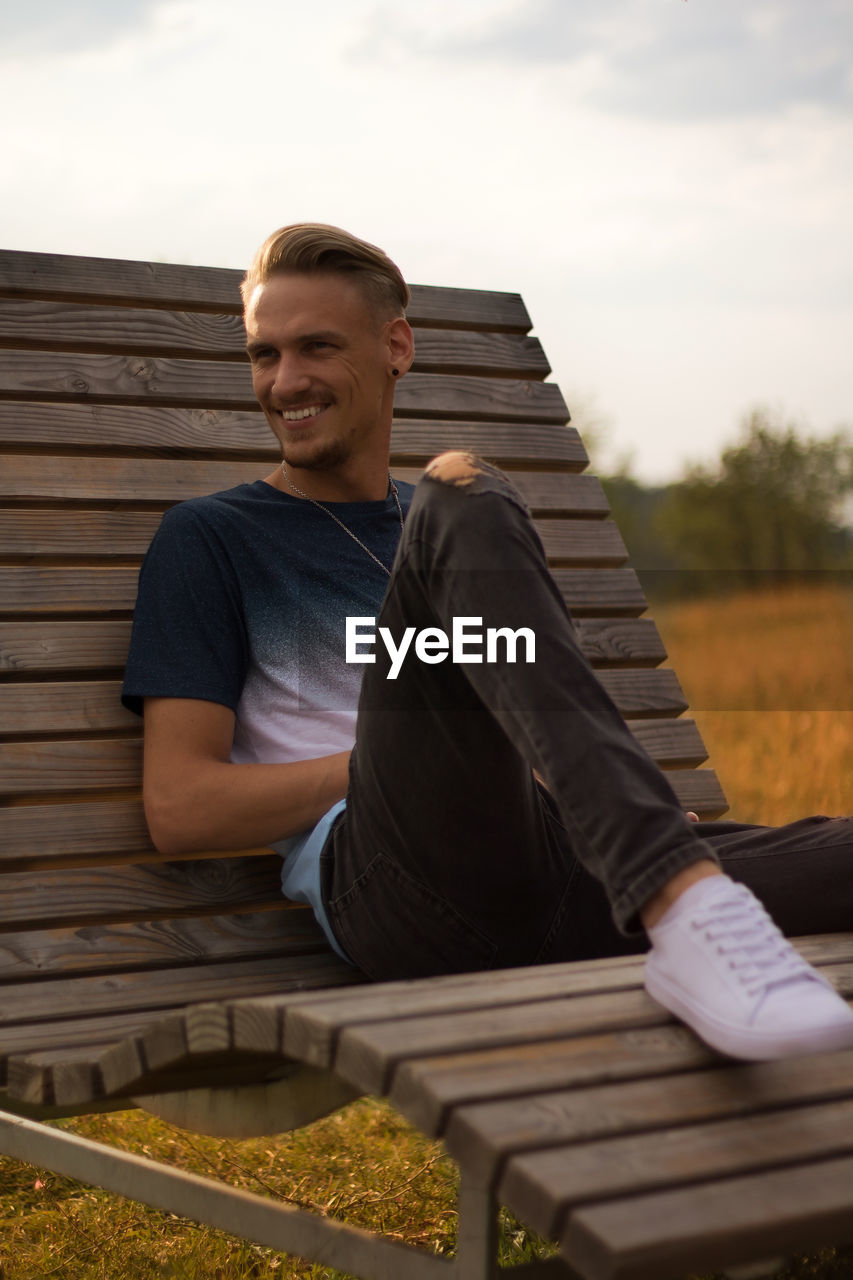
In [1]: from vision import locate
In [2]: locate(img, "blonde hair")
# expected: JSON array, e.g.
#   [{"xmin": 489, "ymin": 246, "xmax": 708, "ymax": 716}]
[{"xmin": 241, "ymin": 223, "xmax": 410, "ymax": 321}]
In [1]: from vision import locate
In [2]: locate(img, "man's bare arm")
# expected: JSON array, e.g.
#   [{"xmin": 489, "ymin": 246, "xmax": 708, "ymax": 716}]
[{"xmin": 142, "ymin": 697, "xmax": 350, "ymax": 855}]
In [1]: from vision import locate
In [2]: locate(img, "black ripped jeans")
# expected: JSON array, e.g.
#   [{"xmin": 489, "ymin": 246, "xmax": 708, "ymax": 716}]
[{"xmin": 322, "ymin": 459, "xmax": 853, "ymax": 980}]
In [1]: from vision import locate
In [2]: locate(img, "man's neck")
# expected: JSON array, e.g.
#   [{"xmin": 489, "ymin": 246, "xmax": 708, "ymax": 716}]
[{"xmin": 268, "ymin": 459, "xmax": 391, "ymax": 504}]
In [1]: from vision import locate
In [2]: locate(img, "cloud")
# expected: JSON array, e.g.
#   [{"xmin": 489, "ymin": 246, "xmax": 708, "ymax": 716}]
[
  {"xmin": 357, "ymin": 0, "xmax": 853, "ymax": 119},
  {"xmin": 0, "ymin": 0, "xmax": 155, "ymax": 56}
]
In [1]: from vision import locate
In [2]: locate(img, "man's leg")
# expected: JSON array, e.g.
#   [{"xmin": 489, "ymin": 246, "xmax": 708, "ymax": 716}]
[
  {"xmin": 325, "ymin": 453, "xmax": 853, "ymax": 1058},
  {"xmin": 324, "ymin": 452, "xmax": 715, "ymax": 975}
]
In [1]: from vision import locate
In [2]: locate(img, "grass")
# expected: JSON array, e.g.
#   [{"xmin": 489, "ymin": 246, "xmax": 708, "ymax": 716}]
[{"xmin": 2, "ymin": 583, "xmax": 852, "ymax": 1278}]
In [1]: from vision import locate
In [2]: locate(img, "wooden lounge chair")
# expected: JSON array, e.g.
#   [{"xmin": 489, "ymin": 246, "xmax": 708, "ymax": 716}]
[{"xmin": 2, "ymin": 246, "xmax": 851, "ymax": 1280}]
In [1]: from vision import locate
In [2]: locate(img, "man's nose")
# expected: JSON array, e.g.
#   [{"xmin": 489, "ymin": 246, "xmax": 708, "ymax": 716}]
[{"xmin": 270, "ymin": 354, "xmax": 312, "ymax": 401}]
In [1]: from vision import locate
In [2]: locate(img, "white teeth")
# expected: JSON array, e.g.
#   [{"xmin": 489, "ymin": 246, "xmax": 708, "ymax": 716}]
[{"xmin": 282, "ymin": 405, "xmax": 324, "ymax": 422}]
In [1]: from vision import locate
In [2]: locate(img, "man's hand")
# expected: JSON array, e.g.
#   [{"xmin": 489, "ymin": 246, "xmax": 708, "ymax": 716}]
[{"xmin": 142, "ymin": 697, "xmax": 350, "ymax": 855}]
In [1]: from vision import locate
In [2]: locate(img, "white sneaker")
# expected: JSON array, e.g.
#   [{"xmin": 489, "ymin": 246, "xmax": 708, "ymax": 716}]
[{"xmin": 645, "ymin": 876, "xmax": 853, "ymax": 1060}]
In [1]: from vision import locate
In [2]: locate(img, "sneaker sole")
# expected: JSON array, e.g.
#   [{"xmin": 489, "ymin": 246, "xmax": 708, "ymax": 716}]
[{"xmin": 645, "ymin": 962, "xmax": 853, "ymax": 1061}]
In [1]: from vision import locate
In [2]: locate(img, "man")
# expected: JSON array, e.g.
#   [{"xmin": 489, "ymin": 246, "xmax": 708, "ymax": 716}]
[{"xmin": 123, "ymin": 222, "xmax": 853, "ymax": 1062}]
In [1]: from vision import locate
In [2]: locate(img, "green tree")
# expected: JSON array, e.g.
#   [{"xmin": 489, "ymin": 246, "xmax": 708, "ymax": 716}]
[{"xmin": 651, "ymin": 409, "xmax": 853, "ymax": 596}]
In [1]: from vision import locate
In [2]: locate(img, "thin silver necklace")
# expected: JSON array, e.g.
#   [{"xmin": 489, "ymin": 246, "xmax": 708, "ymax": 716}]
[{"xmin": 280, "ymin": 461, "xmax": 404, "ymax": 576}]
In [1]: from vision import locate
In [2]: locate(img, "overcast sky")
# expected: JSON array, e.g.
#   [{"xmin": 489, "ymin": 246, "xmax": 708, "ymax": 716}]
[{"xmin": 2, "ymin": 0, "xmax": 851, "ymax": 480}]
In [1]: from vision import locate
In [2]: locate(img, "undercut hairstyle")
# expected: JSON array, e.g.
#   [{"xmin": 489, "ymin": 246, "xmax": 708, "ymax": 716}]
[{"xmin": 241, "ymin": 223, "xmax": 410, "ymax": 323}]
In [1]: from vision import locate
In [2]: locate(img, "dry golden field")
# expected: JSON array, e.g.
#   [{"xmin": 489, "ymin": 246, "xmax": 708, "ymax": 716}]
[
  {"xmin": 653, "ymin": 583, "xmax": 853, "ymax": 824},
  {"xmin": 1, "ymin": 584, "xmax": 851, "ymax": 1279}
]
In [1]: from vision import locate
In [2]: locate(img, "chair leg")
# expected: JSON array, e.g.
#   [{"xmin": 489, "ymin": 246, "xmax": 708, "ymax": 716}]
[{"xmin": 456, "ymin": 1171, "xmax": 500, "ymax": 1280}]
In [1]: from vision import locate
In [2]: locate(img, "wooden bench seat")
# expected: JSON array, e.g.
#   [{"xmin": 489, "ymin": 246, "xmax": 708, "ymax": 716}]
[{"xmin": 5, "ymin": 246, "xmax": 846, "ymax": 1280}]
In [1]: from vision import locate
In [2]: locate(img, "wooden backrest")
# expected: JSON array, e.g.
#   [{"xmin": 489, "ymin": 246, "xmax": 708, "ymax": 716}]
[{"xmin": 0, "ymin": 249, "xmax": 727, "ymax": 1093}]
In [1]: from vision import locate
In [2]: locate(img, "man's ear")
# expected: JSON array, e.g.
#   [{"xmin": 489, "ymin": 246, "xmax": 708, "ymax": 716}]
[{"xmin": 387, "ymin": 317, "xmax": 415, "ymax": 377}]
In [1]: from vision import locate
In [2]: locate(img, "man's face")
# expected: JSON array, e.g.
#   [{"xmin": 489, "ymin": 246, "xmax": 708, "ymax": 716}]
[{"xmin": 245, "ymin": 271, "xmax": 403, "ymax": 474}]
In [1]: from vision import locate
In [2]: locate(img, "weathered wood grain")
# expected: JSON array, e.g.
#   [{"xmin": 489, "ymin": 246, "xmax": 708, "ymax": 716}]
[
  {"xmin": 0, "ymin": 856, "xmax": 288, "ymax": 927},
  {"xmin": 0, "ymin": 670, "xmax": 688, "ymax": 737},
  {"xmin": 446, "ymin": 1049, "xmax": 853, "ymax": 1185},
  {"xmin": 0, "ymin": 617, "xmax": 663, "ymax": 675},
  {"xmin": 279, "ymin": 957, "xmax": 648, "ymax": 1070},
  {"xmin": 0, "ymin": 453, "xmax": 594, "ymax": 509},
  {"xmin": 0, "ymin": 249, "xmax": 532, "ymax": 330},
  {"xmin": 503, "ymin": 1080, "xmax": 853, "ymax": 1239},
  {"xmin": 0, "ymin": 952, "xmax": 354, "ymax": 1032},
  {"xmin": 0, "ymin": 509, "xmax": 622, "ymax": 565},
  {"xmin": 0, "ymin": 565, "xmax": 648, "ymax": 617},
  {"xmin": 0, "ymin": 301, "xmax": 550, "ymax": 377},
  {"xmin": 563, "ymin": 1153, "xmax": 853, "ymax": 1280},
  {"xmin": 390, "ymin": 1024, "xmax": 711, "ymax": 1138},
  {"xmin": 0, "ymin": 352, "xmax": 568, "ymax": 422},
  {"xmin": 0, "ymin": 908, "xmax": 327, "ymax": 983}
]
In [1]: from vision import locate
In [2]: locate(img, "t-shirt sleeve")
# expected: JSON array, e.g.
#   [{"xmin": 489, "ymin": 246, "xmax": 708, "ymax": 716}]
[{"xmin": 121, "ymin": 503, "xmax": 249, "ymax": 717}]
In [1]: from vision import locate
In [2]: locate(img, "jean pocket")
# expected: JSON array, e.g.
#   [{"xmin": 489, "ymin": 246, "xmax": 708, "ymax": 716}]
[{"xmin": 327, "ymin": 851, "xmax": 498, "ymax": 981}]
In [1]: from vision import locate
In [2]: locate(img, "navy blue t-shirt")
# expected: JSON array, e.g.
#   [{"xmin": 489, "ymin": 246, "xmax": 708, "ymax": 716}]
[{"xmin": 122, "ymin": 478, "xmax": 414, "ymax": 764}]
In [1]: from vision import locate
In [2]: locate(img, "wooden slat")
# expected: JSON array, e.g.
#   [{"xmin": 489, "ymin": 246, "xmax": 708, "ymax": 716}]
[
  {"xmin": 0, "ymin": 908, "xmax": 327, "ymax": 983},
  {"xmin": 0, "ymin": 617, "xmax": 666, "ymax": 676},
  {"xmin": 563, "ymin": 1153, "xmax": 853, "ymax": 1280},
  {"xmin": 0, "ymin": 855, "xmax": 288, "ymax": 927},
  {"xmin": 501, "ymin": 1087, "xmax": 853, "ymax": 1240},
  {"xmin": 0, "ymin": 301, "xmax": 550, "ymax": 378},
  {"xmin": 0, "ymin": 738, "xmax": 142, "ymax": 792},
  {"xmin": 0, "ymin": 454, "xmax": 594, "ymax": 510},
  {"xmin": 390, "ymin": 1024, "xmax": 711, "ymax": 1139},
  {"xmin": 0, "ymin": 510, "xmax": 621, "ymax": 565},
  {"xmin": 0, "ymin": 620, "xmax": 133, "ymax": 672},
  {"xmin": 447, "ymin": 1049, "xmax": 853, "ymax": 1186},
  {"xmin": 0, "ymin": 352, "xmax": 567, "ymax": 422},
  {"xmin": 0, "ymin": 249, "xmax": 532, "ymax": 330},
  {"xmin": 0, "ymin": 670, "xmax": 686, "ymax": 738},
  {"xmin": 0, "ymin": 565, "xmax": 648, "ymax": 617},
  {"xmin": 0, "ymin": 798, "xmax": 154, "ymax": 864},
  {"xmin": 0, "ymin": 952, "xmax": 354, "ymax": 1032},
  {"xmin": 665, "ymin": 769, "xmax": 727, "ymax": 816}
]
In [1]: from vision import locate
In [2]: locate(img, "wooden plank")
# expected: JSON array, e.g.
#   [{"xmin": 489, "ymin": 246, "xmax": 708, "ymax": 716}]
[
  {"xmin": 275, "ymin": 958, "xmax": 648, "ymax": 1070},
  {"xmin": 665, "ymin": 770, "xmax": 727, "ymax": 816},
  {"xmin": 0, "ymin": 908, "xmax": 327, "ymax": 983},
  {"xmin": 390, "ymin": 1025, "xmax": 711, "ymax": 1139},
  {"xmin": 0, "ymin": 855, "xmax": 288, "ymax": 927},
  {"xmin": 573, "ymin": 619, "xmax": 666, "ymax": 668},
  {"xmin": 332, "ymin": 988, "xmax": 670, "ymax": 1096},
  {"xmin": 0, "ymin": 1008, "xmax": 182, "ymax": 1086},
  {"xmin": 0, "ymin": 300, "xmax": 550, "ymax": 377},
  {"xmin": 562, "ymin": 1153, "xmax": 853, "ymax": 1280},
  {"xmin": 0, "ymin": 671, "xmax": 688, "ymax": 736},
  {"xmin": 501, "ymin": 1077, "xmax": 853, "ymax": 1239},
  {"xmin": 0, "ymin": 797, "xmax": 154, "ymax": 864},
  {"xmin": 0, "ymin": 682, "xmax": 139, "ymax": 734},
  {"xmin": 0, "ymin": 249, "xmax": 532, "ymax": 330},
  {"xmin": 334, "ymin": 960, "xmax": 853, "ymax": 1098},
  {"xmin": 0, "ymin": 454, "xmax": 595, "ymax": 512},
  {"xmin": 0, "ymin": 510, "xmax": 621, "ymax": 565},
  {"xmin": 0, "ymin": 352, "xmax": 567, "ymax": 423},
  {"xmin": 445, "ymin": 1048, "xmax": 853, "ymax": 1185},
  {"xmin": 0, "ymin": 773, "xmax": 724, "ymax": 873},
  {"xmin": 0, "ymin": 565, "xmax": 648, "ymax": 617},
  {"xmin": 0, "ymin": 620, "xmax": 133, "ymax": 672},
  {"xmin": 0, "ymin": 951, "xmax": 353, "ymax": 1033},
  {"xmin": 0, "ymin": 737, "xmax": 143, "ymax": 793},
  {"xmin": 0, "ymin": 617, "xmax": 665, "ymax": 676}
]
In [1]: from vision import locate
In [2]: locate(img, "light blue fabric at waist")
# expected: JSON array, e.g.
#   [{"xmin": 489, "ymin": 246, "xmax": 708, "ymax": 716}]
[{"xmin": 272, "ymin": 799, "xmax": 351, "ymax": 963}]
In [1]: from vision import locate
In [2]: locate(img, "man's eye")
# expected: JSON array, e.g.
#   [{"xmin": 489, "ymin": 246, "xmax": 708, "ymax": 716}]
[{"xmin": 307, "ymin": 340, "xmax": 332, "ymax": 352}]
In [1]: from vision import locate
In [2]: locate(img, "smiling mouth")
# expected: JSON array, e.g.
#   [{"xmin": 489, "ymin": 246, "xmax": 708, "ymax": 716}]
[{"xmin": 280, "ymin": 404, "xmax": 327, "ymax": 422}]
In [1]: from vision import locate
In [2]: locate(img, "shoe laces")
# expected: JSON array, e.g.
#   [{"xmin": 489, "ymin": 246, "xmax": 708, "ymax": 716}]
[{"xmin": 690, "ymin": 883, "xmax": 819, "ymax": 999}]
